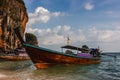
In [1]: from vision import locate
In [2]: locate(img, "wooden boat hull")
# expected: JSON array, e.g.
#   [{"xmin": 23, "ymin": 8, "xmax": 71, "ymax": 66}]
[
  {"xmin": 0, "ymin": 55, "xmax": 30, "ymax": 61},
  {"xmin": 24, "ymin": 44, "xmax": 100, "ymax": 68}
]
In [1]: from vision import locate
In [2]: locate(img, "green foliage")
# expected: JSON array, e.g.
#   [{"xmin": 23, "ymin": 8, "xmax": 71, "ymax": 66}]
[
  {"xmin": 25, "ymin": 33, "xmax": 38, "ymax": 46},
  {"xmin": 82, "ymin": 45, "xmax": 89, "ymax": 49},
  {"xmin": 17, "ymin": 0, "xmax": 25, "ymax": 5},
  {"xmin": 81, "ymin": 45, "xmax": 89, "ymax": 53}
]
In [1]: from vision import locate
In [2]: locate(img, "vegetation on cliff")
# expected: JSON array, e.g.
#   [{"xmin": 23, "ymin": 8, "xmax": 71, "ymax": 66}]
[
  {"xmin": 25, "ymin": 33, "xmax": 38, "ymax": 46},
  {"xmin": 81, "ymin": 45, "xmax": 89, "ymax": 53},
  {"xmin": 17, "ymin": 0, "xmax": 25, "ymax": 5}
]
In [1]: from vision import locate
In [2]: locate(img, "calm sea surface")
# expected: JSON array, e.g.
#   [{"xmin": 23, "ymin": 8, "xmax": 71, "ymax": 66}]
[{"xmin": 0, "ymin": 53, "xmax": 120, "ymax": 80}]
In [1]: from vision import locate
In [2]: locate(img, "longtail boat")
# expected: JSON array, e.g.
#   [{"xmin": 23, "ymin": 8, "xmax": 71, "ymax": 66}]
[
  {"xmin": 0, "ymin": 54, "xmax": 30, "ymax": 61},
  {"xmin": 0, "ymin": 50, "xmax": 30, "ymax": 61},
  {"xmin": 14, "ymin": 27, "xmax": 100, "ymax": 68}
]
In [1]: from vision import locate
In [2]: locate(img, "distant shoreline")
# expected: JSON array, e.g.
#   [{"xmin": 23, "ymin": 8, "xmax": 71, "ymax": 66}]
[{"xmin": 101, "ymin": 52, "xmax": 120, "ymax": 54}]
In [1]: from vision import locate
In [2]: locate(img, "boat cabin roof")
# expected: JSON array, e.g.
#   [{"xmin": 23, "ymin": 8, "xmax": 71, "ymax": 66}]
[{"xmin": 61, "ymin": 45, "xmax": 89, "ymax": 51}]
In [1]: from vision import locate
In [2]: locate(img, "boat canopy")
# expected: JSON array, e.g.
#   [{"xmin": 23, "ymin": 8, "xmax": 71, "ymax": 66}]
[{"xmin": 61, "ymin": 45, "xmax": 89, "ymax": 51}]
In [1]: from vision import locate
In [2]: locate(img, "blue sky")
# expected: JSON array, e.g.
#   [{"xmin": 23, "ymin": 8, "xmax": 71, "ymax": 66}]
[{"xmin": 24, "ymin": 0, "xmax": 120, "ymax": 52}]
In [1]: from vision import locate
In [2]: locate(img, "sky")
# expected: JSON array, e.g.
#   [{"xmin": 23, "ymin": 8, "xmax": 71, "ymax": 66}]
[{"xmin": 23, "ymin": 0, "xmax": 120, "ymax": 52}]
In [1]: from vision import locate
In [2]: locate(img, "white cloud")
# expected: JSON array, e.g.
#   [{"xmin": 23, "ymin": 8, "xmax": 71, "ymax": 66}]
[
  {"xmin": 104, "ymin": 11, "xmax": 120, "ymax": 18},
  {"xmin": 28, "ymin": 7, "xmax": 50, "ymax": 26},
  {"xmin": 25, "ymin": 25, "xmax": 87, "ymax": 46},
  {"xmin": 43, "ymin": 34, "xmax": 64, "ymax": 45},
  {"xmin": 85, "ymin": 27, "xmax": 120, "ymax": 43},
  {"xmin": 35, "ymin": 7, "xmax": 49, "ymax": 14},
  {"xmin": 27, "ymin": 7, "xmax": 66, "ymax": 26},
  {"xmin": 84, "ymin": 3, "xmax": 94, "ymax": 10},
  {"xmin": 98, "ymin": 30, "xmax": 120, "ymax": 42},
  {"xmin": 100, "ymin": 0, "xmax": 120, "ymax": 5},
  {"xmin": 52, "ymin": 12, "xmax": 61, "ymax": 17},
  {"xmin": 25, "ymin": 25, "xmax": 120, "ymax": 52},
  {"xmin": 25, "ymin": 25, "xmax": 72, "ymax": 45},
  {"xmin": 26, "ymin": 25, "xmax": 120, "ymax": 44},
  {"xmin": 104, "ymin": 11, "xmax": 113, "ymax": 15}
]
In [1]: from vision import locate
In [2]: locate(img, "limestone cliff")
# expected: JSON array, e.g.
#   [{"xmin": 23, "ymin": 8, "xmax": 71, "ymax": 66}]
[{"xmin": 0, "ymin": 0, "xmax": 28, "ymax": 51}]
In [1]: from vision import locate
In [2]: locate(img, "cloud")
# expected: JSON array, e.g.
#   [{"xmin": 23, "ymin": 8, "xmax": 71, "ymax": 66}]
[
  {"xmin": 104, "ymin": 11, "xmax": 113, "ymax": 15},
  {"xmin": 28, "ymin": 7, "xmax": 50, "ymax": 25},
  {"xmin": 25, "ymin": 25, "xmax": 120, "ymax": 52},
  {"xmin": 100, "ymin": 0, "xmax": 120, "ymax": 5},
  {"xmin": 26, "ymin": 25, "xmax": 67, "ymax": 45},
  {"xmin": 84, "ymin": 2, "xmax": 94, "ymax": 10},
  {"xmin": 86, "ymin": 27, "xmax": 120, "ymax": 43},
  {"xmin": 104, "ymin": 11, "xmax": 120, "ymax": 18},
  {"xmin": 27, "ymin": 7, "xmax": 66, "ymax": 26},
  {"xmin": 98, "ymin": 30, "xmax": 120, "ymax": 42},
  {"xmin": 26, "ymin": 25, "xmax": 120, "ymax": 44},
  {"xmin": 25, "ymin": 25, "xmax": 86, "ymax": 45}
]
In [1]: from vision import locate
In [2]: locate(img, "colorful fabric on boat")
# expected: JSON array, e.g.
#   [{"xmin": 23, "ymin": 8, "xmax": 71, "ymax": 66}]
[{"xmin": 77, "ymin": 53, "xmax": 92, "ymax": 58}]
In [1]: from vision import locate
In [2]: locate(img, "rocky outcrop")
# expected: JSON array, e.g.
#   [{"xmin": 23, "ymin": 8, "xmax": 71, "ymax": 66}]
[
  {"xmin": 0, "ymin": 0, "xmax": 28, "ymax": 51},
  {"xmin": 25, "ymin": 33, "xmax": 38, "ymax": 46}
]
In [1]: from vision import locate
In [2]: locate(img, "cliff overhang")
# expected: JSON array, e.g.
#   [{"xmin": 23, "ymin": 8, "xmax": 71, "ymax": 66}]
[{"xmin": 0, "ymin": 0, "xmax": 28, "ymax": 52}]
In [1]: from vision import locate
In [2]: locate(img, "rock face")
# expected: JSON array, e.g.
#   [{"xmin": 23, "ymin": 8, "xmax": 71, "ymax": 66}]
[{"xmin": 0, "ymin": 0, "xmax": 28, "ymax": 51}]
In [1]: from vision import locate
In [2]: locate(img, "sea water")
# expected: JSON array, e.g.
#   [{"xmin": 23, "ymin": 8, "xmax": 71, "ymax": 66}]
[{"xmin": 0, "ymin": 53, "xmax": 120, "ymax": 80}]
